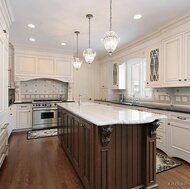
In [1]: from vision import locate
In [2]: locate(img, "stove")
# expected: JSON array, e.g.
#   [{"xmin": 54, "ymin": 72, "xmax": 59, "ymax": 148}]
[{"xmin": 32, "ymin": 99, "xmax": 62, "ymax": 130}]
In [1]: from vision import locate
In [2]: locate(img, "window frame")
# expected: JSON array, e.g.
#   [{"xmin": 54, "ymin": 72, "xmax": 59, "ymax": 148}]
[{"xmin": 126, "ymin": 58, "xmax": 153, "ymax": 100}]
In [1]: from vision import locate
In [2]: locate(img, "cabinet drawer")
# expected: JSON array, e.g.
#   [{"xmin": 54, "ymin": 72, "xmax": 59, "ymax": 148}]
[
  {"xmin": 148, "ymin": 110, "xmax": 167, "ymax": 132},
  {"xmin": 17, "ymin": 104, "xmax": 31, "ymax": 110},
  {"xmin": 0, "ymin": 124, "xmax": 8, "ymax": 144},
  {"xmin": 170, "ymin": 112, "xmax": 190, "ymax": 124},
  {"xmin": 0, "ymin": 137, "xmax": 8, "ymax": 156},
  {"xmin": 156, "ymin": 132, "xmax": 165, "ymax": 145}
]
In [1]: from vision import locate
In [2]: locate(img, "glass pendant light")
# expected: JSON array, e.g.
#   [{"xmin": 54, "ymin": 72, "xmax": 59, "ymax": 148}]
[
  {"xmin": 102, "ymin": 0, "xmax": 120, "ymax": 55},
  {"xmin": 73, "ymin": 31, "xmax": 82, "ymax": 70},
  {"xmin": 83, "ymin": 14, "xmax": 96, "ymax": 64}
]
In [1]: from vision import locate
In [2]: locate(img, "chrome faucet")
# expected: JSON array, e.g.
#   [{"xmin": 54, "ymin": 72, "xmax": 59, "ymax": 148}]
[{"xmin": 78, "ymin": 93, "xmax": 88, "ymax": 105}]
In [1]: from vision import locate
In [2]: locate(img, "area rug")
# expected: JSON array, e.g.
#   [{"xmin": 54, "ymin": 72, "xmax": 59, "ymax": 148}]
[
  {"xmin": 27, "ymin": 128, "xmax": 58, "ymax": 140},
  {"xmin": 156, "ymin": 152, "xmax": 182, "ymax": 173}
]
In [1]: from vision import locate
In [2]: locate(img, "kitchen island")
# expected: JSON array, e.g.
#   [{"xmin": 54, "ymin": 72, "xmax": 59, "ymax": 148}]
[{"xmin": 57, "ymin": 102, "xmax": 166, "ymax": 189}]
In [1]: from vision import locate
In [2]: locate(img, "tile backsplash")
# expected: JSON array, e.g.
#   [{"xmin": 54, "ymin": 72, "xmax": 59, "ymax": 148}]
[{"xmin": 20, "ymin": 79, "xmax": 68, "ymax": 101}]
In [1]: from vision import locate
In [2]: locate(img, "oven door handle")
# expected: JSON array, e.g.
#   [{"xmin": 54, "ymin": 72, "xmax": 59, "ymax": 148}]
[{"xmin": 32, "ymin": 108, "xmax": 57, "ymax": 111}]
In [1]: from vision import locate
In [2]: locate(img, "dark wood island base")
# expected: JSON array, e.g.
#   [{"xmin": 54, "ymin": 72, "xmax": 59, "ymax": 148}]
[{"xmin": 58, "ymin": 106, "xmax": 160, "ymax": 189}]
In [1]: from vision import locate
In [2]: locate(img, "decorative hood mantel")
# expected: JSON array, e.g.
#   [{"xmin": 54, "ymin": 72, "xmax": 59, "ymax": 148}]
[{"xmin": 13, "ymin": 46, "xmax": 74, "ymax": 101}]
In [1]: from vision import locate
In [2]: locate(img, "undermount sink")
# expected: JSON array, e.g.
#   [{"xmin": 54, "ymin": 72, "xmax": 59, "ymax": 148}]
[{"xmin": 120, "ymin": 101, "xmax": 133, "ymax": 106}]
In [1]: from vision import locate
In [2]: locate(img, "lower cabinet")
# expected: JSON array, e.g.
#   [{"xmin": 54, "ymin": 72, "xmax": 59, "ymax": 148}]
[
  {"xmin": 58, "ymin": 107, "xmax": 93, "ymax": 188},
  {"xmin": 147, "ymin": 108, "xmax": 190, "ymax": 163},
  {"xmin": 0, "ymin": 124, "xmax": 8, "ymax": 168},
  {"xmin": 167, "ymin": 112, "xmax": 190, "ymax": 163},
  {"xmin": 16, "ymin": 104, "xmax": 32, "ymax": 129}
]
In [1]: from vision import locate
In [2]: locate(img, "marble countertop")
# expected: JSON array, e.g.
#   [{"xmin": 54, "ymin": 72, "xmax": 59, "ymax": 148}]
[{"xmin": 57, "ymin": 102, "xmax": 167, "ymax": 126}]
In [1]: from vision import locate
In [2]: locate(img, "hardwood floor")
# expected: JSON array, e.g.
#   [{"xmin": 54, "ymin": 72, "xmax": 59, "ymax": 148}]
[
  {"xmin": 0, "ymin": 132, "xmax": 84, "ymax": 189},
  {"xmin": 0, "ymin": 132, "xmax": 190, "ymax": 189}
]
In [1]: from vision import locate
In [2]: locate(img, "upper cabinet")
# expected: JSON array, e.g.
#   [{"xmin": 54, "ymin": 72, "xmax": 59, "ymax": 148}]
[
  {"xmin": 14, "ymin": 47, "xmax": 73, "ymax": 82},
  {"xmin": 146, "ymin": 44, "xmax": 162, "ymax": 87},
  {"xmin": 163, "ymin": 32, "xmax": 190, "ymax": 87},
  {"xmin": 112, "ymin": 62, "xmax": 126, "ymax": 89},
  {"xmin": 99, "ymin": 63, "xmax": 108, "ymax": 88},
  {"xmin": 163, "ymin": 34, "xmax": 183, "ymax": 86},
  {"xmin": 184, "ymin": 31, "xmax": 190, "ymax": 85},
  {"xmin": 8, "ymin": 44, "xmax": 14, "ymax": 88}
]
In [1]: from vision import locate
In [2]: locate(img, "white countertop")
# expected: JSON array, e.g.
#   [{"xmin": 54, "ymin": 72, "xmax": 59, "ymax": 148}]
[{"xmin": 58, "ymin": 102, "xmax": 167, "ymax": 126}]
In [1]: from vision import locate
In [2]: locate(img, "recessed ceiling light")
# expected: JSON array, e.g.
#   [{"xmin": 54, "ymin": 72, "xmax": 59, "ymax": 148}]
[
  {"xmin": 28, "ymin": 24, "xmax": 35, "ymax": 28},
  {"xmin": 29, "ymin": 38, "xmax": 35, "ymax": 41},
  {"xmin": 134, "ymin": 14, "xmax": 142, "ymax": 20},
  {"xmin": 61, "ymin": 42, "xmax": 66, "ymax": 46}
]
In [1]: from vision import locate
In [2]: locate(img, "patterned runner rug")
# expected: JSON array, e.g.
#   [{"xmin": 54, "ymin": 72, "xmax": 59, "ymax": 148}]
[
  {"xmin": 27, "ymin": 129, "xmax": 182, "ymax": 173},
  {"xmin": 27, "ymin": 128, "xmax": 58, "ymax": 140},
  {"xmin": 156, "ymin": 152, "xmax": 182, "ymax": 173}
]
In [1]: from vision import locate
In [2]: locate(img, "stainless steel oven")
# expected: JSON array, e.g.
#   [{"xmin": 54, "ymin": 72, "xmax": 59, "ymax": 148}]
[{"xmin": 32, "ymin": 100, "xmax": 61, "ymax": 130}]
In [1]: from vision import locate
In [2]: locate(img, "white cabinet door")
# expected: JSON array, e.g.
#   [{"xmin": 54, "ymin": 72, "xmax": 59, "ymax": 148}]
[
  {"xmin": 16, "ymin": 104, "xmax": 32, "ymax": 129},
  {"xmin": 163, "ymin": 35, "xmax": 183, "ymax": 86},
  {"xmin": 99, "ymin": 63, "xmax": 108, "ymax": 88},
  {"xmin": 9, "ymin": 105, "xmax": 16, "ymax": 136},
  {"xmin": 184, "ymin": 31, "xmax": 190, "ymax": 85},
  {"xmin": 112, "ymin": 62, "xmax": 126, "ymax": 89},
  {"xmin": 167, "ymin": 112, "xmax": 190, "ymax": 163},
  {"xmin": 99, "ymin": 88, "xmax": 108, "ymax": 101},
  {"xmin": 146, "ymin": 44, "xmax": 162, "ymax": 87},
  {"xmin": 8, "ymin": 45, "xmax": 15, "ymax": 88}
]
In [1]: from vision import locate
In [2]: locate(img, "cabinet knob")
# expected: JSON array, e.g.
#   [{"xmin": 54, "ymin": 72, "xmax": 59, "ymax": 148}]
[
  {"xmin": 10, "ymin": 113, "xmax": 12, "ymax": 115},
  {"xmin": 168, "ymin": 123, "xmax": 170, "ymax": 125},
  {"xmin": 147, "ymin": 82, "xmax": 149, "ymax": 84},
  {"xmin": 184, "ymin": 79, "xmax": 187, "ymax": 81},
  {"xmin": 179, "ymin": 79, "xmax": 181, "ymax": 81}
]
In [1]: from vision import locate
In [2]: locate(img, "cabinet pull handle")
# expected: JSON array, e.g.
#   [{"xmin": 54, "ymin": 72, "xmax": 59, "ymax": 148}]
[
  {"xmin": 177, "ymin": 116, "xmax": 186, "ymax": 120},
  {"xmin": 1, "ymin": 123, "xmax": 8, "ymax": 130},
  {"xmin": 156, "ymin": 137, "xmax": 161, "ymax": 140},
  {"xmin": 20, "ymin": 106, "xmax": 27, "ymax": 108},
  {"xmin": 1, "ymin": 145, "xmax": 8, "ymax": 155}
]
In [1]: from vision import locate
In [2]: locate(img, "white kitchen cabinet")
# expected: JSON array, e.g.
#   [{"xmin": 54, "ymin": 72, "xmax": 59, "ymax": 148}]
[
  {"xmin": 167, "ymin": 112, "xmax": 190, "ymax": 163},
  {"xmin": 99, "ymin": 88, "xmax": 108, "ymax": 101},
  {"xmin": 147, "ymin": 109, "xmax": 168, "ymax": 151},
  {"xmin": 163, "ymin": 34, "xmax": 183, "ymax": 86},
  {"xmin": 112, "ymin": 62, "xmax": 126, "ymax": 89},
  {"xmin": 8, "ymin": 44, "xmax": 15, "ymax": 88},
  {"xmin": 146, "ymin": 44, "xmax": 162, "ymax": 87},
  {"xmin": 9, "ymin": 105, "xmax": 16, "ymax": 136},
  {"xmin": 14, "ymin": 48, "xmax": 73, "ymax": 82},
  {"xmin": 184, "ymin": 31, "xmax": 190, "ymax": 85},
  {"xmin": 16, "ymin": 104, "xmax": 32, "ymax": 129},
  {"xmin": 99, "ymin": 63, "xmax": 108, "ymax": 89},
  {"xmin": 0, "ymin": 123, "xmax": 8, "ymax": 168}
]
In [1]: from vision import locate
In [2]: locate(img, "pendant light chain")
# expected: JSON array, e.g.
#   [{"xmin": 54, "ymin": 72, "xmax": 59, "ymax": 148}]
[
  {"xmin": 89, "ymin": 16, "xmax": 91, "ymax": 48},
  {"xmin": 76, "ymin": 32, "xmax": 79, "ymax": 57},
  {"xmin": 110, "ymin": 0, "xmax": 112, "ymax": 31}
]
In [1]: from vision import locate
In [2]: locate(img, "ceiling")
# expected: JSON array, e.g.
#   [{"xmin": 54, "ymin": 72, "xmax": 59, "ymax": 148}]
[{"xmin": 9, "ymin": 0, "xmax": 190, "ymax": 59}]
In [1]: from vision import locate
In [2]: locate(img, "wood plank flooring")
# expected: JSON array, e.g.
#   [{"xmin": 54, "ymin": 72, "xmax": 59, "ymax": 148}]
[
  {"xmin": 0, "ymin": 132, "xmax": 190, "ymax": 189},
  {"xmin": 0, "ymin": 132, "xmax": 84, "ymax": 189}
]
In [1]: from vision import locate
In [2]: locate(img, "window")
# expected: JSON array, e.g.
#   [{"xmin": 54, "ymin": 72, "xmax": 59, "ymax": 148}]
[{"xmin": 127, "ymin": 58, "xmax": 152, "ymax": 99}]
